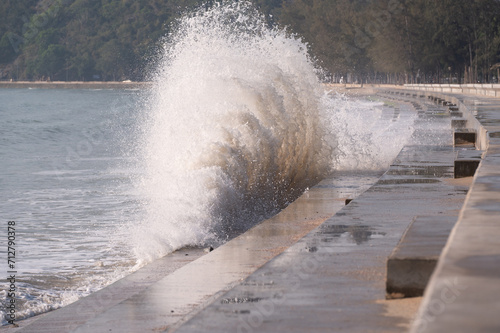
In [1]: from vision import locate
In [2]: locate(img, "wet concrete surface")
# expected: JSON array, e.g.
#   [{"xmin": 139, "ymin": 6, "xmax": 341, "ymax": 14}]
[
  {"xmin": 387, "ymin": 215, "xmax": 459, "ymax": 298},
  {"xmin": 174, "ymin": 171, "xmax": 468, "ymax": 332},
  {"xmin": 6, "ymin": 249, "xmax": 208, "ymax": 332},
  {"xmin": 376, "ymin": 87, "xmax": 500, "ymax": 332},
  {"xmin": 171, "ymin": 98, "xmax": 472, "ymax": 332},
  {"xmin": 10, "ymin": 173, "xmax": 381, "ymax": 333},
  {"xmin": 406, "ymin": 93, "xmax": 500, "ymax": 333}
]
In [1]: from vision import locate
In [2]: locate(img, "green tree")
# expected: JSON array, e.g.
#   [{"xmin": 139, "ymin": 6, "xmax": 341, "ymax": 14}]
[
  {"xmin": 1, "ymin": 0, "xmax": 500, "ymax": 82},
  {"xmin": 0, "ymin": 33, "xmax": 18, "ymax": 64},
  {"xmin": 96, "ymin": 40, "xmax": 135, "ymax": 81},
  {"xmin": 34, "ymin": 44, "xmax": 69, "ymax": 79},
  {"xmin": 279, "ymin": 0, "xmax": 374, "ymax": 81},
  {"xmin": 71, "ymin": 52, "xmax": 95, "ymax": 80}
]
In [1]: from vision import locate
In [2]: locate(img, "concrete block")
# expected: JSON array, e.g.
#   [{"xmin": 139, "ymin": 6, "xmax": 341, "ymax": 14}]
[
  {"xmin": 386, "ymin": 216, "xmax": 457, "ymax": 298},
  {"xmin": 454, "ymin": 159, "xmax": 481, "ymax": 178},
  {"xmin": 454, "ymin": 129, "xmax": 476, "ymax": 147}
]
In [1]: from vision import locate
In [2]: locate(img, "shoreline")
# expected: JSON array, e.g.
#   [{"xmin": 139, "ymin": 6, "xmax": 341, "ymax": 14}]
[
  {"xmin": 0, "ymin": 81, "xmax": 382, "ymax": 91},
  {"xmin": 0, "ymin": 81, "xmax": 152, "ymax": 89}
]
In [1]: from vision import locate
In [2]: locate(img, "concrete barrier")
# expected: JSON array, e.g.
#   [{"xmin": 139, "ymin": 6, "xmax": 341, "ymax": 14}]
[
  {"xmin": 404, "ymin": 83, "xmax": 500, "ymax": 98},
  {"xmin": 386, "ymin": 216, "xmax": 458, "ymax": 298},
  {"xmin": 381, "ymin": 85, "xmax": 500, "ymax": 333},
  {"xmin": 376, "ymin": 86, "xmax": 488, "ymax": 150},
  {"xmin": 453, "ymin": 129, "xmax": 476, "ymax": 147}
]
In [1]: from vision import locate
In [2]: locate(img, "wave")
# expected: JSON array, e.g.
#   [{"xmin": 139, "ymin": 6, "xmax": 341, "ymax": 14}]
[{"xmin": 131, "ymin": 1, "xmax": 334, "ymax": 263}]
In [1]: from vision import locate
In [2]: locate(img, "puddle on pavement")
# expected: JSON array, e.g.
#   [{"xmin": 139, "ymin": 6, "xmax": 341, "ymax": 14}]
[
  {"xmin": 377, "ymin": 178, "xmax": 441, "ymax": 185},
  {"xmin": 385, "ymin": 165, "xmax": 452, "ymax": 177},
  {"xmin": 220, "ymin": 297, "xmax": 262, "ymax": 304},
  {"xmin": 310, "ymin": 224, "xmax": 387, "ymax": 247}
]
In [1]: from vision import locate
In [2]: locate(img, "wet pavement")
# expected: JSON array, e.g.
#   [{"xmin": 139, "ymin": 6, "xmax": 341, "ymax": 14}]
[
  {"xmin": 386, "ymin": 215, "xmax": 458, "ymax": 298},
  {"xmin": 405, "ymin": 92, "xmax": 500, "ymax": 333},
  {"xmin": 172, "ymin": 107, "xmax": 471, "ymax": 332},
  {"xmin": 10, "ymin": 172, "xmax": 382, "ymax": 333}
]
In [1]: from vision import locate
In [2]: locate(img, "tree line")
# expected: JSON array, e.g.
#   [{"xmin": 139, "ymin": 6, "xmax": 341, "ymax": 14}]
[
  {"xmin": 276, "ymin": 0, "xmax": 500, "ymax": 84},
  {"xmin": 1, "ymin": 0, "xmax": 499, "ymax": 83},
  {"xmin": 0, "ymin": 0, "xmax": 202, "ymax": 81}
]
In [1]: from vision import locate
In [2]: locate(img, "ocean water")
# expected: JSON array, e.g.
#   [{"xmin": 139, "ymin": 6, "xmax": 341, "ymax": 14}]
[
  {"xmin": 1, "ymin": 1, "xmax": 424, "ymax": 325},
  {"xmin": 0, "ymin": 88, "xmax": 145, "ymax": 323}
]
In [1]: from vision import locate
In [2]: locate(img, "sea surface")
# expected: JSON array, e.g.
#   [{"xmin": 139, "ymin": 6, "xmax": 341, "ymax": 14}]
[{"xmin": 0, "ymin": 88, "xmax": 145, "ymax": 323}]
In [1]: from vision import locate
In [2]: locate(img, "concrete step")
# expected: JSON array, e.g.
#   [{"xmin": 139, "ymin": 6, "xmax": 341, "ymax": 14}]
[
  {"xmin": 453, "ymin": 129, "xmax": 476, "ymax": 147},
  {"xmin": 386, "ymin": 215, "xmax": 458, "ymax": 298},
  {"xmin": 410, "ymin": 96, "xmax": 500, "ymax": 333},
  {"xmin": 454, "ymin": 149, "xmax": 483, "ymax": 178}
]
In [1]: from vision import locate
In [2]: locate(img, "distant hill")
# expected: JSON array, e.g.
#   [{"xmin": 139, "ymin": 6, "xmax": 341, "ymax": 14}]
[
  {"xmin": 1, "ymin": 0, "xmax": 499, "ymax": 83},
  {"xmin": 0, "ymin": 0, "xmax": 209, "ymax": 81}
]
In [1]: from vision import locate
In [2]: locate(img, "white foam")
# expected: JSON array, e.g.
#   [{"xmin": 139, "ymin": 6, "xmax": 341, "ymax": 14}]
[
  {"xmin": 131, "ymin": 2, "xmax": 334, "ymax": 264},
  {"xmin": 327, "ymin": 95, "xmax": 416, "ymax": 171},
  {"xmin": 129, "ymin": 2, "xmax": 420, "ymax": 266}
]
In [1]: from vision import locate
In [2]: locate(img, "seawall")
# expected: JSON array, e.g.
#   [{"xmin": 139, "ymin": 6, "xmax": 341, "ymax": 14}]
[
  {"xmin": 6, "ymin": 84, "xmax": 500, "ymax": 332},
  {"xmin": 380, "ymin": 85, "xmax": 500, "ymax": 333}
]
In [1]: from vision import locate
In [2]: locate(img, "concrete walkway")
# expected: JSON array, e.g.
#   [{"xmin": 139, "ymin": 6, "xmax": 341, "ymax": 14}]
[
  {"xmin": 10, "ymin": 172, "xmax": 381, "ymax": 332},
  {"xmin": 400, "ymin": 90, "xmax": 500, "ymax": 333},
  {"xmin": 172, "ymin": 96, "xmax": 472, "ymax": 333}
]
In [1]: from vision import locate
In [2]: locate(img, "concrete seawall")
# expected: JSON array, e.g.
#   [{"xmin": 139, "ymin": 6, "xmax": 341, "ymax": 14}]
[
  {"xmin": 5, "ymin": 84, "xmax": 500, "ymax": 332},
  {"xmin": 404, "ymin": 83, "xmax": 500, "ymax": 98},
  {"xmin": 380, "ymin": 86, "xmax": 500, "ymax": 333}
]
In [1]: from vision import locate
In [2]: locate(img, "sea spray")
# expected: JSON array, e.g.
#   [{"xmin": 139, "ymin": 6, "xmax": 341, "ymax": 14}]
[
  {"xmin": 131, "ymin": 1, "xmax": 334, "ymax": 264},
  {"xmin": 327, "ymin": 95, "xmax": 416, "ymax": 171}
]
